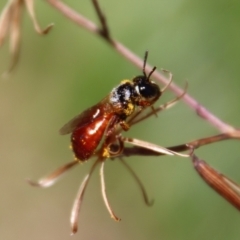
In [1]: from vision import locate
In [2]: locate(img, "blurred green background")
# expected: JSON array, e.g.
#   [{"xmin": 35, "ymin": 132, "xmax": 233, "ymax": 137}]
[{"xmin": 0, "ymin": 0, "xmax": 240, "ymax": 240}]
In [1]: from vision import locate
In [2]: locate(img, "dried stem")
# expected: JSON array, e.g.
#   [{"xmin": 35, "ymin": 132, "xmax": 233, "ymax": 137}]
[
  {"xmin": 192, "ymin": 154, "xmax": 240, "ymax": 211},
  {"xmin": 70, "ymin": 158, "xmax": 99, "ymax": 235},
  {"xmin": 118, "ymin": 132, "xmax": 240, "ymax": 158},
  {"xmin": 44, "ymin": 0, "xmax": 235, "ymax": 133},
  {"xmin": 27, "ymin": 160, "xmax": 78, "ymax": 188},
  {"xmin": 119, "ymin": 158, "xmax": 154, "ymax": 206},
  {"xmin": 100, "ymin": 161, "xmax": 120, "ymax": 221},
  {"xmin": 92, "ymin": 0, "xmax": 111, "ymax": 40}
]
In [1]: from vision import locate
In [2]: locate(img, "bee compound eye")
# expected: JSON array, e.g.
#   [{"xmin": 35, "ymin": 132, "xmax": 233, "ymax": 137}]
[{"xmin": 138, "ymin": 82, "xmax": 160, "ymax": 99}]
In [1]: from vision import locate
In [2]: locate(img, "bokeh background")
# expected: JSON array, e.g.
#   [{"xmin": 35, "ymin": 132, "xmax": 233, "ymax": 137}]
[{"xmin": 0, "ymin": 1, "xmax": 240, "ymax": 240}]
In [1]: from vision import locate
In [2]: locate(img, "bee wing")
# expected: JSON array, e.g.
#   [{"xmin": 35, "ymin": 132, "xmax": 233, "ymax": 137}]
[
  {"xmin": 59, "ymin": 110, "xmax": 89, "ymax": 135},
  {"xmin": 59, "ymin": 98, "xmax": 109, "ymax": 135}
]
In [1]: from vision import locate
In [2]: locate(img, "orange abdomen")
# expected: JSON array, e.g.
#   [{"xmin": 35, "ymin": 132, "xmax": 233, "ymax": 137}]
[{"xmin": 71, "ymin": 113, "xmax": 113, "ymax": 161}]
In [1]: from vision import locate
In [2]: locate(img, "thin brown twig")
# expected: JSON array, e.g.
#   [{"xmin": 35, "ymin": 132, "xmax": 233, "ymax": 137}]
[
  {"xmin": 44, "ymin": 0, "xmax": 235, "ymax": 133},
  {"xmin": 119, "ymin": 158, "xmax": 154, "ymax": 206},
  {"xmin": 117, "ymin": 132, "xmax": 240, "ymax": 158},
  {"xmin": 92, "ymin": 0, "xmax": 111, "ymax": 40}
]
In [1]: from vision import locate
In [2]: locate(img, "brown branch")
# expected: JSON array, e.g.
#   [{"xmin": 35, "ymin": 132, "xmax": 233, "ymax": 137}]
[
  {"xmin": 116, "ymin": 132, "xmax": 240, "ymax": 158},
  {"xmin": 92, "ymin": 0, "xmax": 111, "ymax": 40},
  {"xmin": 192, "ymin": 154, "xmax": 240, "ymax": 211},
  {"xmin": 44, "ymin": 0, "xmax": 235, "ymax": 133}
]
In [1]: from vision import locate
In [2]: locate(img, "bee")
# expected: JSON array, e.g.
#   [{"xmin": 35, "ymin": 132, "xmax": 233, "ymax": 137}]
[
  {"xmin": 28, "ymin": 51, "xmax": 185, "ymax": 235},
  {"xmin": 59, "ymin": 51, "xmax": 161, "ymax": 161}
]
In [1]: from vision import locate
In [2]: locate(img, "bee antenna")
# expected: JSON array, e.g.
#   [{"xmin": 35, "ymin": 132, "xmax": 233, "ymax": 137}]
[
  {"xmin": 147, "ymin": 66, "xmax": 156, "ymax": 81},
  {"xmin": 143, "ymin": 51, "xmax": 157, "ymax": 81},
  {"xmin": 142, "ymin": 51, "xmax": 148, "ymax": 77}
]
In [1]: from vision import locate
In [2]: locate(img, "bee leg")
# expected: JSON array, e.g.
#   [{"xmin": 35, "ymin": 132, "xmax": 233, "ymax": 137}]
[
  {"xmin": 160, "ymin": 69, "xmax": 173, "ymax": 94},
  {"xmin": 120, "ymin": 121, "xmax": 130, "ymax": 131},
  {"xmin": 107, "ymin": 135, "xmax": 125, "ymax": 157},
  {"xmin": 129, "ymin": 82, "xmax": 188, "ymax": 126}
]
